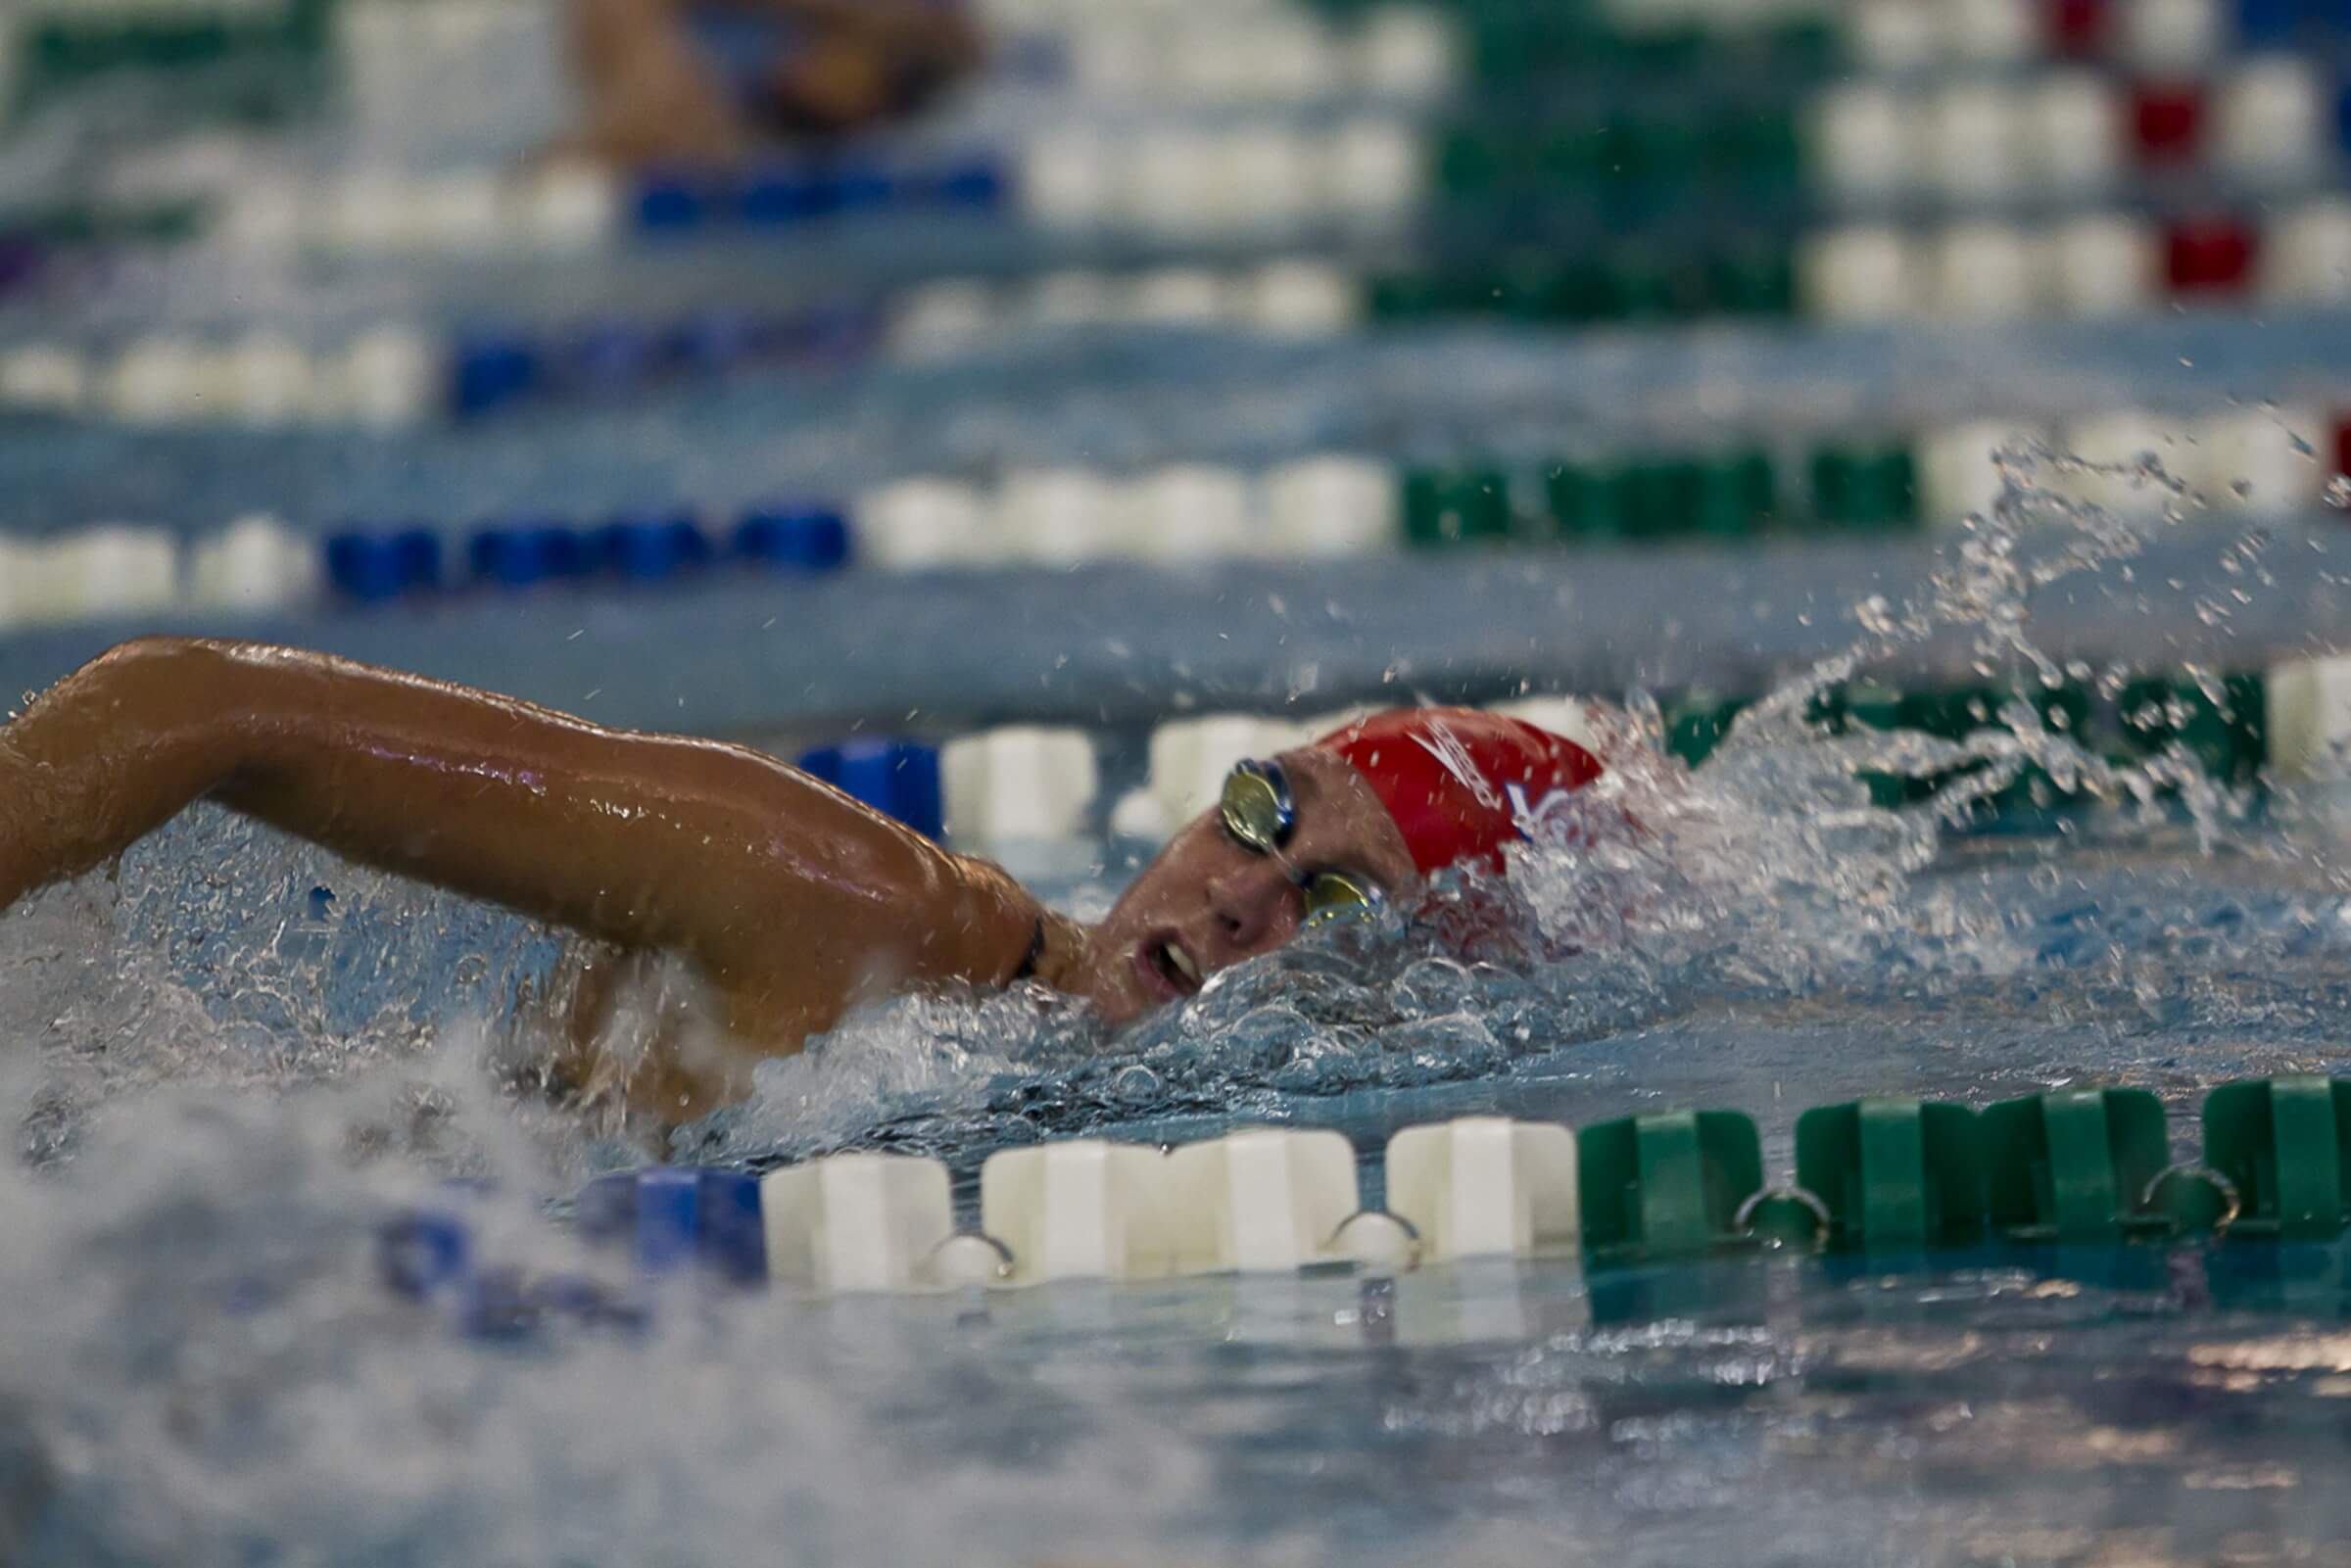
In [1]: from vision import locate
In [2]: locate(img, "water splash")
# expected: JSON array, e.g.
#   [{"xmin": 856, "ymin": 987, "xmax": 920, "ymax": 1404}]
[
  {"xmin": 0, "ymin": 434, "xmax": 2323, "ymax": 1184},
  {"xmin": 0, "ymin": 1069, "xmax": 1232, "ymax": 1568},
  {"xmin": 690, "ymin": 438, "xmax": 2307, "ymax": 1167},
  {"xmin": 0, "ymin": 443, "xmax": 2345, "ymax": 1565},
  {"xmin": 0, "ymin": 805, "xmax": 594, "ymax": 1177}
]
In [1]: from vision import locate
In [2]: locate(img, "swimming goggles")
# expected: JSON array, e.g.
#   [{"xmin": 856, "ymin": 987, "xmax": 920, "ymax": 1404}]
[{"xmin": 1218, "ymin": 758, "xmax": 1383, "ymax": 927}]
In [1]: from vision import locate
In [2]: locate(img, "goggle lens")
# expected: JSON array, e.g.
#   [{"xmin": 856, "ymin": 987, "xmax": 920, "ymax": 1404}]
[
  {"xmin": 1219, "ymin": 759, "xmax": 1381, "ymax": 927},
  {"xmin": 1301, "ymin": 870, "xmax": 1379, "ymax": 927},
  {"xmin": 1218, "ymin": 761, "xmax": 1292, "ymax": 855}
]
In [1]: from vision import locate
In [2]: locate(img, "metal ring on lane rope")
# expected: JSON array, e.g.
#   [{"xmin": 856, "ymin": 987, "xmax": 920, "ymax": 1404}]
[
  {"xmin": 920, "ymin": 1231, "xmax": 1016, "ymax": 1286},
  {"xmin": 1328, "ymin": 1209, "xmax": 1422, "ymax": 1272},
  {"xmin": 1733, "ymin": 1185, "xmax": 1834, "ymax": 1245},
  {"xmin": 2140, "ymin": 1162, "xmax": 2243, "ymax": 1239}
]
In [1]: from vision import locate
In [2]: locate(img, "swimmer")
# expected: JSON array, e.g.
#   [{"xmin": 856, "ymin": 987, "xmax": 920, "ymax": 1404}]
[
  {"xmin": 0, "ymin": 640, "xmax": 1605, "ymax": 1126},
  {"xmin": 562, "ymin": 0, "xmax": 984, "ymax": 166}
]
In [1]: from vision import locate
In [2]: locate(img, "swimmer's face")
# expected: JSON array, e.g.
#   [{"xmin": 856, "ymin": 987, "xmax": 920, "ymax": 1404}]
[{"xmin": 1080, "ymin": 747, "xmax": 1418, "ymax": 1025}]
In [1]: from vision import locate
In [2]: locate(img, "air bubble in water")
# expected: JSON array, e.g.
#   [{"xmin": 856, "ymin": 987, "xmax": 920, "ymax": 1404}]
[{"xmin": 1109, "ymin": 1064, "xmax": 1161, "ymax": 1101}]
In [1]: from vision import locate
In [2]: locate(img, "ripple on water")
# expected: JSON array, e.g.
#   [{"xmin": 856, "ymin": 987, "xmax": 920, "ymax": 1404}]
[{"xmin": 0, "ymin": 444, "xmax": 2348, "ymax": 1561}]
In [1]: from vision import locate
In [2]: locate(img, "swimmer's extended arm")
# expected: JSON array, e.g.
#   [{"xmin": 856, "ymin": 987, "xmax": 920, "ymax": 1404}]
[
  {"xmin": 566, "ymin": 0, "xmax": 748, "ymax": 165},
  {"xmin": 562, "ymin": 0, "xmax": 980, "ymax": 164},
  {"xmin": 0, "ymin": 638, "xmax": 1056, "ymax": 1051}
]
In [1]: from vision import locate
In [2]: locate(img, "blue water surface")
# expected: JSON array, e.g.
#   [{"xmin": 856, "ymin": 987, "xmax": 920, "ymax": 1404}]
[{"xmin": 0, "ymin": 715, "xmax": 2346, "ymax": 1565}]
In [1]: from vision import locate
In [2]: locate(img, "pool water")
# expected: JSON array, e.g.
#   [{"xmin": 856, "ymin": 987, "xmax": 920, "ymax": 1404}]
[
  {"xmin": 6, "ymin": 815, "xmax": 2351, "ymax": 1565},
  {"xmin": 6, "ymin": 483, "xmax": 2351, "ymax": 1565},
  {"xmin": 11, "ymin": 19, "xmax": 2351, "ymax": 1560}
]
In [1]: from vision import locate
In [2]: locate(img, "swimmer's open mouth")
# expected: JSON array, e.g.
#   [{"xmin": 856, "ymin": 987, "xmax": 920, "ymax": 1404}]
[{"xmin": 1135, "ymin": 933, "xmax": 1203, "ymax": 1000}]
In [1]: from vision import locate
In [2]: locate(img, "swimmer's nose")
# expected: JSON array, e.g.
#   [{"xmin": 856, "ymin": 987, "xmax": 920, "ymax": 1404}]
[{"xmin": 1204, "ymin": 859, "xmax": 1299, "ymax": 960}]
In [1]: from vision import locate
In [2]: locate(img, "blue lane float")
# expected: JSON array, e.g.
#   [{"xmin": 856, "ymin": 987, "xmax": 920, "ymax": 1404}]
[
  {"xmin": 378, "ymin": 1196, "xmax": 648, "ymax": 1341},
  {"xmin": 738, "ymin": 166, "xmax": 831, "ymax": 225},
  {"xmin": 330, "ymin": 502, "xmax": 851, "ymax": 602},
  {"xmin": 377, "ymin": 1207, "xmax": 471, "ymax": 1301},
  {"xmin": 555, "ymin": 318, "xmax": 663, "ymax": 397},
  {"xmin": 819, "ymin": 161, "xmax": 896, "ymax": 215},
  {"xmin": 594, "ymin": 511, "xmax": 717, "ymax": 582},
  {"xmin": 734, "ymin": 504, "xmax": 849, "ymax": 571},
  {"xmin": 633, "ymin": 171, "xmax": 714, "ymax": 232},
  {"xmin": 795, "ymin": 738, "xmax": 943, "ymax": 838},
  {"xmin": 325, "ymin": 527, "xmax": 442, "ymax": 602},
  {"xmin": 634, "ymin": 153, "xmax": 1009, "ymax": 235},
  {"xmin": 446, "ymin": 302, "xmax": 887, "ymax": 424},
  {"xmin": 449, "ymin": 332, "xmax": 540, "ymax": 419},
  {"xmin": 466, "ymin": 522, "xmax": 589, "ymax": 589},
  {"xmin": 576, "ymin": 1165, "xmax": 766, "ymax": 1283},
  {"xmin": 922, "ymin": 160, "xmax": 1008, "ymax": 211},
  {"xmin": 456, "ymin": 1268, "xmax": 648, "ymax": 1341}
]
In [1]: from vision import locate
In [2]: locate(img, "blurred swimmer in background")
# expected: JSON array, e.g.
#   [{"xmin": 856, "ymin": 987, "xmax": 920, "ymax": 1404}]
[
  {"xmin": 0, "ymin": 640, "xmax": 1608, "ymax": 1128},
  {"xmin": 562, "ymin": 0, "xmax": 984, "ymax": 165}
]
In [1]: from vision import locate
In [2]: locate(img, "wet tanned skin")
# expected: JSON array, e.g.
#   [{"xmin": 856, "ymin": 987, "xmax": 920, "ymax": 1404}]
[
  {"xmin": 1076, "ymin": 748, "xmax": 1418, "ymax": 1024},
  {"xmin": 564, "ymin": 0, "xmax": 982, "ymax": 165},
  {"xmin": 0, "ymin": 641, "xmax": 1416, "ymax": 1124}
]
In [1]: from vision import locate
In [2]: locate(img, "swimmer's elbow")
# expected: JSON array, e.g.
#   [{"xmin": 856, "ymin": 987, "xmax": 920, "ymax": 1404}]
[
  {"xmin": 19, "ymin": 637, "xmax": 204, "ymax": 731},
  {"xmin": 80, "ymin": 634, "xmax": 203, "ymax": 678},
  {"xmin": 36, "ymin": 638, "xmax": 294, "ymax": 793},
  {"xmin": 63, "ymin": 639, "xmax": 255, "ymax": 732},
  {"xmin": 69, "ymin": 636, "xmax": 253, "ymax": 706}
]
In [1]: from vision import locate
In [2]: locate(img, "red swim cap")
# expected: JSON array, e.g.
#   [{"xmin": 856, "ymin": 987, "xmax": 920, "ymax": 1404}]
[{"xmin": 1317, "ymin": 707, "xmax": 1606, "ymax": 877}]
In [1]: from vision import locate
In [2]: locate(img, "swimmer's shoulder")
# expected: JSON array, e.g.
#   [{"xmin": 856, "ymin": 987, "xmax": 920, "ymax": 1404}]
[{"xmin": 930, "ymin": 850, "xmax": 1087, "ymax": 992}]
